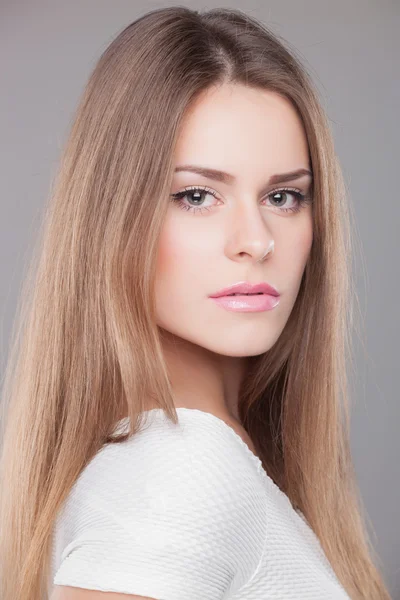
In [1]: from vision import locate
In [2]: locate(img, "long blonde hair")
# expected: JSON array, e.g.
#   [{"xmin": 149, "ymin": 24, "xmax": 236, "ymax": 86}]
[{"xmin": 0, "ymin": 6, "xmax": 391, "ymax": 599}]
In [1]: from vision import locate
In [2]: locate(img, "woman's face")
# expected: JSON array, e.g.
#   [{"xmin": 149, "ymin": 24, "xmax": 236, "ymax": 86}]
[{"xmin": 155, "ymin": 83, "xmax": 313, "ymax": 358}]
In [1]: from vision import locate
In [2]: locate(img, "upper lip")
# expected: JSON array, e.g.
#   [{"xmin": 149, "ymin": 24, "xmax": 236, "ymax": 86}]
[{"xmin": 209, "ymin": 281, "xmax": 280, "ymax": 298}]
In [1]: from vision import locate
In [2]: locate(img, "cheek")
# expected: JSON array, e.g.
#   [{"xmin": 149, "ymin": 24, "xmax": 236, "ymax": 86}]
[
  {"xmin": 297, "ymin": 221, "xmax": 313, "ymax": 264},
  {"xmin": 156, "ymin": 211, "xmax": 217, "ymax": 282},
  {"xmin": 156, "ymin": 231, "xmax": 179, "ymax": 277},
  {"xmin": 154, "ymin": 217, "xmax": 209, "ymax": 331},
  {"xmin": 155, "ymin": 217, "xmax": 201, "ymax": 292},
  {"xmin": 283, "ymin": 217, "xmax": 313, "ymax": 283},
  {"xmin": 155, "ymin": 228, "xmax": 181, "ymax": 327}
]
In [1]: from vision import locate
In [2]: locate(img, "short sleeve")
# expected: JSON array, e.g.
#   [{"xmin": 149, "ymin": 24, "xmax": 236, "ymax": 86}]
[{"xmin": 51, "ymin": 411, "xmax": 267, "ymax": 599}]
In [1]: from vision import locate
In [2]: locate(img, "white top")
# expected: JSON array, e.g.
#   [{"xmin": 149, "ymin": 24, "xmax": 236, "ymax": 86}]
[{"xmin": 49, "ymin": 407, "xmax": 351, "ymax": 599}]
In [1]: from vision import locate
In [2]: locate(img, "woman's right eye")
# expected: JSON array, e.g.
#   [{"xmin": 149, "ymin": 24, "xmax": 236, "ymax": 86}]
[{"xmin": 170, "ymin": 185, "xmax": 220, "ymax": 215}]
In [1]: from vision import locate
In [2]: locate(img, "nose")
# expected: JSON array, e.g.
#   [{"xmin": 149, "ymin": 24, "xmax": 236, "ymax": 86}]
[{"xmin": 225, "ymin": 204, "xmax": 274, "ymax": 264}]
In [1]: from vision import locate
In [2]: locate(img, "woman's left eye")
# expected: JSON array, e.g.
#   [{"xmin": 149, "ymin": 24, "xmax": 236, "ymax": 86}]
[{"xmin": 170, "ymin": 185, "xmax": 312, "ymax": 215}]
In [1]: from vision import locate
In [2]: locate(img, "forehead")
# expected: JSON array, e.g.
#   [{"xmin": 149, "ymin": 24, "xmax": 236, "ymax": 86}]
[{"xmin": 173, "ymin": 84, "xmax": 310, "ymax": 179}]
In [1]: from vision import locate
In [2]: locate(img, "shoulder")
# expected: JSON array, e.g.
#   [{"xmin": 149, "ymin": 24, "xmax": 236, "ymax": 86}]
[
  {"xmin": 63, "ymin": 408, "xmax": 265, "ymax": 511},
  {"xmin": 51, "ymin": 409, "xmax": 267, "ymax": 598}
]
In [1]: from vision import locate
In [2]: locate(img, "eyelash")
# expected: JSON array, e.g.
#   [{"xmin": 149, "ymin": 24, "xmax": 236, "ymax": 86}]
[{"xmin": 170, "ymin": 185, "xmax": 313, "ymax": 216}]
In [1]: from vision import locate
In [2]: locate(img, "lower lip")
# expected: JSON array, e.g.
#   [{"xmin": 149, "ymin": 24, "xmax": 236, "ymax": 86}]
[{"xmin": 210, "ymin": 294, "xmax": 280, "ymax": 312}]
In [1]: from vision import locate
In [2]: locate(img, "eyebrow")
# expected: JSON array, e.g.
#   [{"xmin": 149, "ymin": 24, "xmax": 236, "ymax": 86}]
[{"xmin": 174, "ymin": 165, "xmax": 313, "ymax": 186}]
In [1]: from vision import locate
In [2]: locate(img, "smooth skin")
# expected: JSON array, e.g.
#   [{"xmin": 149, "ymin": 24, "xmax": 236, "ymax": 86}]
[
  {"xmin": 52, "ymin": 82, "xmax": 313, "ymax": 599},
  {"xmin": 153, "ymin": 82, "xmax": 313, "ymax": 428}
]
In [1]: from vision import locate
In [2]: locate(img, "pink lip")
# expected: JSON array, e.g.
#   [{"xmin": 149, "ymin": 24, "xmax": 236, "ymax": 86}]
[
  {"xmin": 209, "ymin": 281, "xmax": 280, "ymax": 313},
  {"xmin": 209, "ymin": 281, "xmax": 280, "ymax": 298},
  {"xmin": 210, "ymin": 294, "xmax": 280, "ymax": 312}
]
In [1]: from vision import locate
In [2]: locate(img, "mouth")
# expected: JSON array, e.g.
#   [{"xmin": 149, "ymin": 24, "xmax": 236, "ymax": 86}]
[
  {"xmin": 209, "ymin": 292, "xmax": 280, "ymax": 313},
  {"xmin": 209, "ymin": 281, "xmax": 280, "ymax": 298},
  {"xmin": 225, "ymin": 292, "xmax": 265, "ymax": 296}
]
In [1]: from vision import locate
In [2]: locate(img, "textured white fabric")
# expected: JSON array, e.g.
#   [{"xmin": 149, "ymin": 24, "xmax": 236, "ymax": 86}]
[{"xmin": 49, "ymin": 407, "xmax": 351, "ymax": 599}]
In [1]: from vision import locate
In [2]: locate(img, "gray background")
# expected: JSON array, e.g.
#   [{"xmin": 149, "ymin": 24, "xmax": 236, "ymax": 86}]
[{"xmin": 1, "ymin": 1, "xmax": 399, "ymax": 596}]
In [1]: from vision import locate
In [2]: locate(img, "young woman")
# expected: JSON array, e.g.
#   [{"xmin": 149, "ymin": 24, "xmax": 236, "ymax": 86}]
[{"xmin": 0, "ymin": 6, "xmax": 391, "ymax": 600}]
